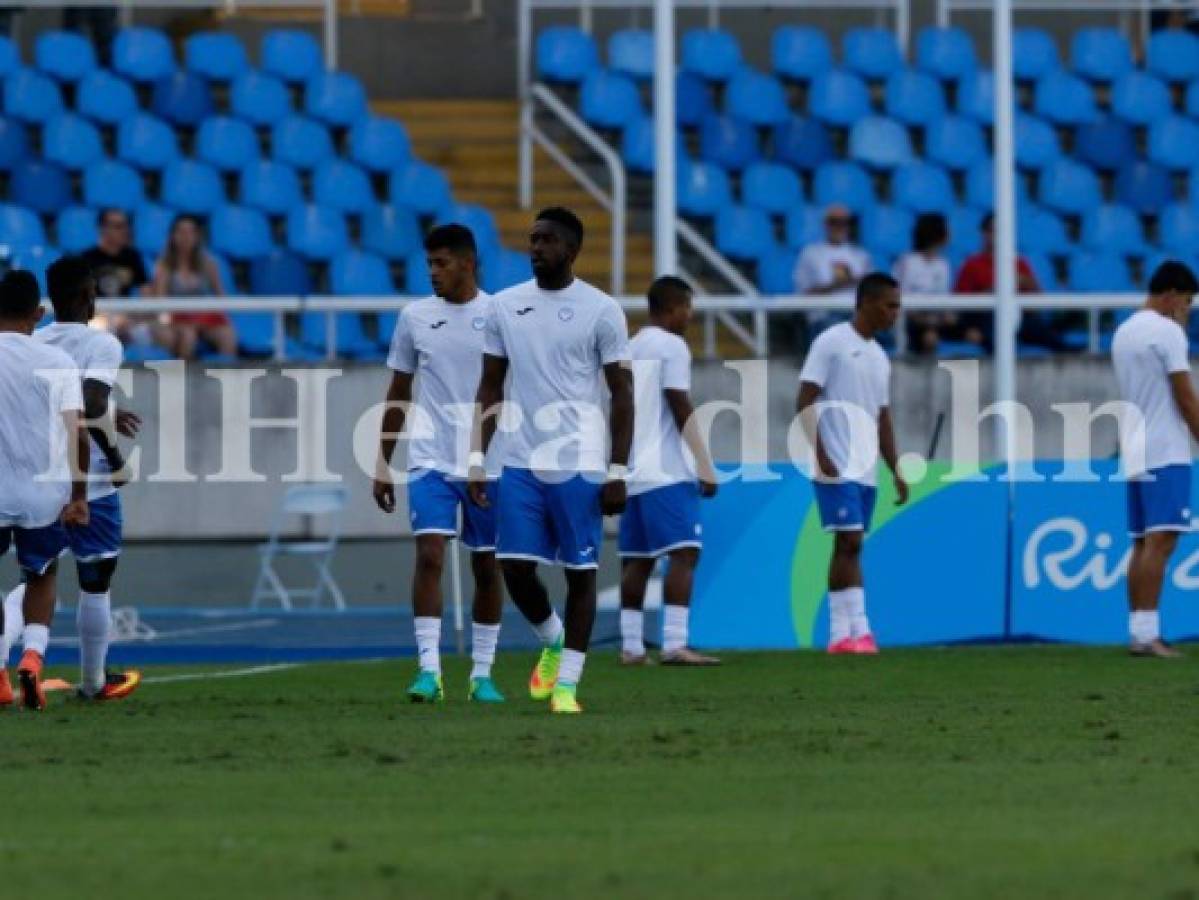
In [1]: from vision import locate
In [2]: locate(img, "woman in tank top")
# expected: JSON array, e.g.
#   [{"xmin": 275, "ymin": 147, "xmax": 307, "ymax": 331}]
[{"xmin": 149, "ymin": 214, "xmax": 237, "ymax": 360}]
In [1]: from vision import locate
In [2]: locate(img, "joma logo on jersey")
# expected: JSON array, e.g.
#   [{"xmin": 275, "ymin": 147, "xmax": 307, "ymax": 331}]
[
  {"xmin": 430, "ymin": 320, "xmax": 447, "ymax": 329},
  {"xmin": 516, "ymin": 307, "xmax": 534, "ymax": 316}
]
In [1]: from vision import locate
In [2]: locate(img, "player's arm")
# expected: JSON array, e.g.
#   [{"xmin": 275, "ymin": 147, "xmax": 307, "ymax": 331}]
[
  {"xmin": 601, "ymin": 361, "xmax": 633, "ymax": 515},
  {"xmin": 878, "ymin": 406, "xmax": 908, "ymax": 505},
  {"xmin": 468, "ymin": 353, "xmax": 509, "ymax": 508},
  {"xmin": 1169, "ymin": 371, "xmax": 1199, "ymax": 445},
  {"xmin": 82, "ymin": 378, "xmax": 129, "ymax": 488},
  {"xmin": 373, "ymin": 370, "xmax": 413, "ymax": 513},
  {"xmin": 61, "ymin": 406, "xmax": 90, "ymax": 527},
  {"xmin": 664, "ymin": 388, "xmax": 717, "ymax": 497},
  {"xmin": 796, "ymin": 380, "xmax": 837, "ymax": 479}
]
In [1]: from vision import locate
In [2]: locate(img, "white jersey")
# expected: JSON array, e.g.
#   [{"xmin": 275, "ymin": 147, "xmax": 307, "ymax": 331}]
[
  {"xmin": 893, "ymin": 252, "xmax": 950, "ymax": 295},
  {"xmin": 484, "ymin": 278, "xmax": 630, "ymax": 473},
  {"xmin": 0, "ymin": 332, "xmax": 83, "ymax": 528},
  {"xmin": 387, "ymin": 292, "xmax": 497, "ymax": 478},
  {"xmin": 628, "ymin": 325, "xmax": 696, "ymax": 495},
  {"xmin": 35, "ymin": 322, "xmax": 124, "ymax": 500},
  {"xmin": 799, "ymin": 322, "xmax": 891, "ymax": 486},
  {"xmin": 793, "ymin": 241, "xmax": 871, "ymax": 296},
  {"xmin": 1112, "ymin": 308, "xmax": 1193, "ymax": 477}
]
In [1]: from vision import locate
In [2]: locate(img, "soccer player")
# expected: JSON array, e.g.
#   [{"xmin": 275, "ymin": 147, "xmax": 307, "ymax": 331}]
[
  {"xmin": 1111, "ymin": 260, "xmax": 1199, "ymax": 658},
  {"xmin": 618, "ymin": 276, "xmax": 720, "ymax": 666},
  {"xmin": 373, "ymin": 224, "xmax": 505, "ymax": 704},
  {"xmin": 469, "ymin": 207, "xmax": 633, "ymax": 714},
  {"xmin": 0, "ymin": 269, "xmax": 90, "ymax": 710},
  {"xmin": 796, "ymin": 273, "xmax": 908, "ymax": 654}
]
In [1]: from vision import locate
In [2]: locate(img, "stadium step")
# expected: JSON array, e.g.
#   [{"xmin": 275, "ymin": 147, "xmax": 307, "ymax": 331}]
[{"xmin": 224, "ymin": 0, "xmax": 410, "ymax": 21}]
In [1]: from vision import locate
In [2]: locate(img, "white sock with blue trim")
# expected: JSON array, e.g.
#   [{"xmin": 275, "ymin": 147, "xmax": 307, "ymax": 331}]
[{"xmin": 414, "ymin": 616, "xmax": 441, "ymax": 675}]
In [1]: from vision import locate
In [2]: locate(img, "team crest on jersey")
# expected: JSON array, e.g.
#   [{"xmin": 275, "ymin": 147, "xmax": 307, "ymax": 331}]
[
  {"xmin": 472, "ymin": 317, "xmax": 486, "ymax": 330},
  {"xmin": 558, "ymin": 307, "xmax": 575, "ymax": 322}
]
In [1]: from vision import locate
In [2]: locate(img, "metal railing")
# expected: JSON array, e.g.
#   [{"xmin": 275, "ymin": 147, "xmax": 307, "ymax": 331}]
[{"xmin": 937, "ymin": 0, "xmax": 1183, "ymax": 34}]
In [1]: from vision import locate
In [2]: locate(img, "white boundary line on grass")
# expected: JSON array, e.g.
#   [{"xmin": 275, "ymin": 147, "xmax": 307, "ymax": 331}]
[{"xmin": 142, "ymin": 663, "xmax": 305, "ymax": 685}]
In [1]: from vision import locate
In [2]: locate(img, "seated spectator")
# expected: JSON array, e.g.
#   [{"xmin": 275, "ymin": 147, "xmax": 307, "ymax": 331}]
[
  {"xmin": 83, "ymin": 208, "xmax": 155, "ymax": 346},
  {"xmin": 794, "ymin": 204, "xmax": 871, "ymax": 296},
  {"xmin": 894, "ymin": 213, "xmax": 953, "ymax": 354},
  {"xmin": 149, "ymin": 214, "xmax": 237, "ymax": 360}
]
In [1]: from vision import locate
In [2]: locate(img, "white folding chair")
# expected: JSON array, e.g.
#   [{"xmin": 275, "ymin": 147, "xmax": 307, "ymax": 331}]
[{"xmin": 250, "ymin": 484, "xmax": 349, "ymax": 611}]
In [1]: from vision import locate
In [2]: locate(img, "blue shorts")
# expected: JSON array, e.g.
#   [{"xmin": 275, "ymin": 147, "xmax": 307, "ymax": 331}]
[
  {"xmin": 813, "ymin": 480, "xmax": 878, "ymax": 532},
  {"xmin": 0, "ymin": 521, "xmax": 68, "ymax": 576},
  {"xmin": 408, "ymin": 469, "xmax": 496, "ymax": 552},
  {"xmin": 1127, "ymin": 464, "xmax": 1193, "ymax": 537},
  {"xmin": 619, "ymin": 482, "xmax": 703, "ymax": 557},
  {"xmin": 0, "ymin": 493, "xmax": 123, "ymax": 576},
  {"xmin": 495, "ymin": 467, "xmax": 603, "ymax": 569}
]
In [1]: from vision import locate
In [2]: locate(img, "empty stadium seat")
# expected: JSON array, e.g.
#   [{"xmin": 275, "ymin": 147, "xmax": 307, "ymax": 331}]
[
  {"xmin": 956, "ymin": 70, "xmax": 994, "ymax": 124},
  {"xmin": 1034, "ymin": 70, "xmax": 1098, "ymax": 124},
  {"xmin": 916, "ymin": 27, "xmax": 976, "ymax": 81},
  {"xmin": 848, "ymin": 116, "xmax": 913, "ymax": 169},
  {"xmin": 196, "ymin": 116, "xmax": 260, "ymax": 171},
  {"xmin": 892, "ymin": 162, "xmax": 955, "ymax": 213},
  {"xmin": 305, "ymin": 71, "xmax": 368, "ymax": 127},
  {"xmin": 83, "ymin": 159, "xmax": 144, "ymax": 211},
  {"xmin": 77, "ymin": 69, "xmax": 137, "ymax": 125},
  {"xmin": 785, "ymin": 206, "xmax": 824, "ymax": 248},
  {"xmin": 1023, "ymin": 252, "xmax": 1061, "ymax": 293},
  {"xmin": 348, "ymin": 117, "xmax": 411, "ymax": 172},
  {"xmin": 300, "ymin": 307, "xmax": 377, "ymax": 360},
  {"xmin": 1159, "ymin": 203, "xmax": 1199, "ymax": 253},
  {"xmin": 404, "ymin": 249, "xmax": 433, "ymax": 294},
  {"xmin": 948, "ymin": 205, "xmax": 984, "ymax": 255},
  {"xmin": 185, "ymin": 32, "xmax": 248, "ymax": 82},
  {"xmin": 250, "ymin": 248, "xmax": 312, "ymax": 295},
  {"xmin": 436, "ymin": 203, "xmax": 500, "ymax": 254},
  {"xmin": 1149, "ymin": 116, "xmax": 1199, "ymax": 170},
  {"xmin": 0, "ymin": 203, "xmax": 47, "ymax": 248},
  {"xmin": 231, "ymin": 70, "xmax": 291, "ymax": 127},
  {"xmin": 842, "ymin": 27, "xmax": 903, "ymax": 81},
  {"xmin": 808, "ymin": 69, "xmax": 870, "ymax": 126},
  {"xmin": 1070, "ymin": 27, "xmax": 1132, "ymax": 82},
  {"xmin": 240, "ymin": 159, "xmax": 302, "ymax": 217},
  {"xmin": 1075, "ymin": 117, "xmax": 1135, "ymax": 172},
  {"xmin": 1114, "ymin": 161, "xmax": 1173, "ymax": 216},
  {"xmin": 152, "ymin": 71, "xmax": 214, "ymax": 127},
  {"xmin": 483, "ymin": 249, "xmax": 535, "ymax": 294},
  {"xmin": 812, "ymin": 160, "xmax": 875, "ymax": 212},
  {"xmin": 35, "ymin": 30, "xmax": 96, "ymax": 82},
  {"xmin": 964, "ymin": 158, "xmax": 995, "ymax": 209},
  {"xmin": 1014, "ymin": 114, "xmax": 1061, "ymax": 170},
  {"xmin": 14, "ymin": 246, "xmax": 62, "ymax": 295},
  {"xmin": 580, "ymin": 69, "xmax": 642, "ymax": 129},
  {"xmin": 390, "ymin": 158, "xmax": 453, "ymax": 215},
  {"xmin": 756, "ymin": 243, "xmax": 799, "ymax": 294},
  {"xmin": 9, "ymin": 161, "xmax": 70, "ymax": 216},
  {"xmin": 331, "ymin": 249, "xmax": 393, "ymax": 295},
  {"xmin": 884, "ymin": 69, "xmax": 945, "ymax": 127},
  {"xmin": 677, "ymin": 160, "xmax": 732, "ymax": 217},
  {"xmin": 117, "ymin": 113, "xmax": 180, "ymax": 172},
  {"xmin": 162, "ymin": 158, "xmax": 225, "ymax": 213},
  {"xmin": 287, "ymin": 205, "xmax": 349, "ymax": 260},
  {"xmin": 1013, "ymin": 28, "xmax": 1058, "ymax": 81},
  {"xmin": 714, "ymin": 205, "xmax": 773, "ymax": 260},
  {"xmin": 726, "ymin": 67, "xmax": 788, "ymax": 126},
  {"xmin": 535, "ymin": 26, "xmax": 598, "ymax": 84},
  {"xmin": 1038, "ymin": 158, "xmax": 1101, "ymax": 215},
  {"xmin": 209, "ymin": 204, "xmax": 273, "ymax": 261},
  {"xmin": 1016, "ymin": 204, "xmax": 1070, "ymax": 256},
  {"xmin": 56, "ymin": 206, "xmax": 98, "ymax": 253},
  {"xmin": 1067, "ymin": 251, "xmax": 1132, "ymax": 292},
  {"xmin": 681, "ymin": 28, "xmax": 742, "ymax": 82},
  {"xmin": 1111, "ymin": 71, "xmax": 1171, "ymax": 126},
  {"xmin": 676, "ymin": 71, "xmax": 714, "ymax": 128},
  {"xmin": 771, "ymin": 25, "xmax": 831, "ymax": 82},
  {"xmin": 860, "ymin": 204, "xmax": 914, "ymax": 258},
  {"xmin": 741, "ymin": 161, "xmax": 802, "ymax": 215},
  {"xmin": 362, "ymin": 205, "xmax": 420, "ymax": 260},
  {"xmin": 4, "ymin": 68, "xmax": 62, "ymax": 123},
  {"xmin": 43, "ymin": 113, "xmax": 103, "ymax": 171},
  {"xmin": 620, "ymin": 116, "xmax": 655, "ymax": 173},
  {"xmin": 133, "ymin": 203, "xmax": 174, "ymax": 254},
  {"xmin": 313, "ymin": 159, "xmax": 375, "ymax": 215},
  {"xmin": 608, "ymin": 29, "xmax": 653, "ymax": 80},
  {"xmin": 0, "ymin": 35, "xmax": 17, "ymax": 79},
  {"xmin": 1080, "ymin": 204, "xmax": 1147, "ymax": 256},
  {"xmin": 113, "ymin": 27, "xmax": 174, "ymax": 83},
  {"xmin": 926, "ymin": 115, "xmax": 986, "ymax": 171},
  {"xmin": 0, "ymin": 117, "xmax": 28, "ymax": 170},
  {"xmin": 1185, "ymin": 82, "xmax": 1199, "ymax": 119},
  {"xmin": 261, "ymin": 29, "xmax": 322, "ymax": 83},
  {"xmin": 772, "ymin": 116, "xmax": 833, "ymax": 171},
  {"xmin": 698, "ymin": 114, "xmax": 758, "ymax": 170},
  {"xmin": 1147, "ymin": 29, "xmax": 1199, "ymax": 83},
  {"xmin": 271, "ymin": 115, "xmax": 335, "ymax": 170}
]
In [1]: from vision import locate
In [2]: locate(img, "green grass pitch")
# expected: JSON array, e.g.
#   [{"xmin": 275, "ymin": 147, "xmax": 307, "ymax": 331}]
[{"xmin": 9, "ymin": 647, "xmax": 1199, "ymax": 899}]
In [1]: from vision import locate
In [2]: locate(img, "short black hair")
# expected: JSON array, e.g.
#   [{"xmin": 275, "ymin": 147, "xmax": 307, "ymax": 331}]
[
  {"xmin": 97, "ymin": 207, "xmax": 127, "ymax": 227},
  {"xmin": 47, "ymin": 254, "xmax": 94, "ymax": 317},
  {"xmin": 647, "ymin": 275, "xmax": 692, "ymax": 314},
  {"xmin": 1148, "ymin": 259, "xmax": 1199, "ymax": 296},
  {"xmin": 913, "ymin": 213, "xmax": 948, "ymax": 253},
  {"xmin": 856, "ymin": 271, "xmax": 899, "ymax": 307},
  {"xmin": 0, "ymin": 269, "xmax": 41, "ymax": 318},
  {"xmin": 424, "ymin": 223, "xmax": 477, "ymax": 258},
  {"xmin": 535, "ymin": 206, "xmax": 584, "ymax": 248}
]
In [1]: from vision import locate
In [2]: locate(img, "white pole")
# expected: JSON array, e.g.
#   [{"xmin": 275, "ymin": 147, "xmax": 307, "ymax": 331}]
[
  {"xmin": 324, "ymin": 0, "xmax": 337, "ymax": 70},
  {"xmin": 653, "ymin": 0, "xmax": 678, "ymax": 277},
  {"xmin": 450, "ymin": 538, "xmax": 465, "ymax": 656},
  {"xmin": 517, "ymin": 0, "xmax": 533, "ymax": 210},
  {"xmin": 993, "ymin": 0, "xmax": 1017, "ymax": 474}
]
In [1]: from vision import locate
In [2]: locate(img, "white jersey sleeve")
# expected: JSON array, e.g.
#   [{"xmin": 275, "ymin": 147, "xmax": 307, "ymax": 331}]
[
  {"xmin": 83, "ymin": 331, "xmax": 124, "ymax": 387},
  {"xmin": 594, "ymin": 301, "xmax": 630, "ymax": 365},
  {"xmin": 482, "ymin": 300, "xmax": 507, "ymax": 358},
  {"xmin": 1154, "ymin": 324, "xmax": 1190, "ymax": 376},
  {"xmin": 386, "ymin": 307, "xmax": 417, "ymax": 373},
  {"xmin": 798, "ymin": 331, "xmax": 832, "ymax": 388},
  {"xmin": 661, "ymin": 335, "xmax": 691, "ymax": 392}
]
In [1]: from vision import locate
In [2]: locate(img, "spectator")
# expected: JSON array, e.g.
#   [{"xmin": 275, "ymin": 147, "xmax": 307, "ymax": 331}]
[
  {"xmin": 83, "ymin": 208, "xmax": 156, "ymax": 347},
  {"xmin": 149, "ymin": 214, "xmax": 237, "ymax": 360},
  {"xmin": 894, "ymin": 213, "xmax": 953, "ymax": 354},
  {"xmin": 794, "ymin": 204, "xmax": 872, "ymax": 296}
]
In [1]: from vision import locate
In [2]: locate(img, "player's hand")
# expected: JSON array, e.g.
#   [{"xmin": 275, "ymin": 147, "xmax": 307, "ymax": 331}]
[
  {"xmin": 815, "ymin": 446, "xmax": 839, "ymax": 482},
  {"xmin": 601, "ymin": 478, "xmax": 627, "ymax": 516},
  {"xmin": 61, "ymin": 499, "xmax": 89, "ymax": 528},
  {"xmin": 698, "ymin": 472, "xmax": 718, "ymax": 498},
  {"xmin": 467, "ymin": 467, "xmax": 490, "ymax": 509},
  {"xmin": 110, "ymin": 460, "xmax": 130, "ymax": 490},
  {"xmin": 372, "ymin": 476, "xmax": 395, "ymax": 514},
  {"xmin": 893, "ymin": 475, "xmax": 909, "ymax": 506},
  {"xmin": 115, "ymin": 409, "xmax": 142, "ymax": 438}
]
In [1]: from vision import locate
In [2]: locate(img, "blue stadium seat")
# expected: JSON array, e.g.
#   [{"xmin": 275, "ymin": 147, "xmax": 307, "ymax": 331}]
[
  {"xmin": 0, "ymin": 117, "xmax": 28, "ymax": 170},
  {"xmin": 1149, "ymin": 116, "xmax": 1199, "ymax": 171},
  {"xmin": 535, "ymin": 27, "xmax": 598, "ymax": 84},
  {"xmin": 1159, "ymin": 203, "xmax": 1199, "ymax": 253},
  {"xmin": 209, "ymin": 204, "xmax": 273, "ymax": 261},
  {"xmin": 714, "ymin": 205, "xmax": 773, "ymax": 260},
  {"xmin": 1013, "ymin": 28, "xmax": 1058, "ymax": 81},
  {"xmin": 884, "ymin": 69, "xmax": 945, "ymax": 127},
  {"xmin": 1022, "ymin": 253, "xmax": 1061, "ymax": 293},
  {"xmin": 1147, "ymin": 29, "xmax": 1199, "ymax": 83},
  {"xmin": 390, "ymin": 159, "xmax": 453, "ymax": 215},
  {"xmin": 133, "ymin": 203, "xmax": 174, "ymax": 254},
  {"xmin": 893, "ymin": 162, "xmax": 955, "ymax": 213},
  {"xmin": 239, "ymin": 159, "xmax": 302, "ymax": 217},
  {"xmin": 83, "ymin": 159, "xmax": 144, "ymax": 211},
  {"xmin": 808, "ymin": 69, "xmax": 870, "ymax": 126},
  {"xmin": 162, "ymin": 159, "xmax": 225, "ymax": 214},
  {"xmin": 956, "ymin": 70, "xmax": 994, "ymax": 124},
  {"xmin": 1187, "ymin": 169, "xmax": 1199, "ymax": 209},
  {"xmin": 151, "ymin": 71, "xmax": 214, "ymax": 127},
  {"xmin": 302, "ymin": 306, "xmax": 376, "ymax": 359},
  {"xmin": 1033, "ymin": 70, "xmax": 1098, "ymax": 124},
  {"xmin": 1080, "ymin": 204, "xmax": 1147, "ymax": 256},
  {"xmin": 77, "ymin": 70, "xmax": 137, "ymax": 125},
  {"xmin": 35, "ymin": 30, "xmax": 95, "ymax": 82},
  {"xmin": 579, "ymin": 69, "xmax": 642, "ymax": 129},
  {"xmin": 1185, "ymin": 82, "xmax": 1199, "ymax": 119},
  {"xmin": 915, "ymin": 27, "xmax": 976, "ymax": 81},
  {"xmin": 1016, "ymin": 204, "xmax": 1070, "ymax": 256},
  {"xmin": 56, "ymin": 206, "xmax": 98, "ymax": 253},
  {"xmin": 113, "ymin": 27, "xmax": 174, "ymax": 83},
  {"xmin": 772, "ymin": 116, "xmax": 833, "ymax": 171},
  {"xmin": 842, "ymin": 27, "xmax": 903, "ymax": 81},
  {"xmin": 860, "ymin": 204, "xmax": 914, "ymax": 258},
  {"xmin": 9, "ymin": 161, "xmax": 70, "ymax": 216},
  {"xmin": 785, "ymin": 206, "xmax": 824, "ymax": 248},
  {"xmin": 620, "ymin": 115, "xmax": 655, "ymax": 173},
  {"xmin": 261, "ymin": 29, "xmax": 322, "ymax": 83},
  {"xmin": 483, "ymin": 249, "xmax": 534, "ymax": 294},
  {"xmin": 249, "ymin": 248, "xmax": 312, "ymax": 295},
  {"xmin": 926, "ymin": 115, "xmax": 986, "ymax": 171},
  {"xmin": 287, "ymin": 205, "xmax": 348, "ymax": 261},
  {"xmin": 676, "ymin": 71, "xmax": 713, "ymax": 128},
  {"xmin": 1067, "ymin": 251, "xmax": 1132, "ymax": 292},
  {"xmin": 12, "ymin": 245, "xmax": 60, "ymax": 295},
  {"xmin": 4, "ymin": 68, "xmax": 62, "ymax": 123},
  {"xmin": 608, "ymin": 29, "xmax": 653, "ymax": 81},
  {"xmin": 725, "ymin": 67, "xmax": 788, "ymax": 126},
  {"xmin": 404, "ymin": 249, "xmax": 433, "ymax": 295},
  {"xmin": 1070, "ymin": 27, "xmax": 1133, "ymax": 82},
  {"xmin": 848, "ymin": 116, "xmax": 913, "ymax": 169},
  {"xmin": 271, "ymin": 115, "xmax": 334, "ymax": 170},
  {"xmin": 0, "ymin": 35, "xmax": 17, "ymax": 79},
  {"xmin": 117, "ymin": 113, "xmax": 179, "ymax": 172},
  {"xmin": 1111, "ymin": 71, "xmax": 1171, "ymax": 126},
  {"xmin": 435, "ymin": 203, "xmax": 500, "ymax": 255},
  {"xmin": 741, "ymin": 161, "xmax": 802, "ymax": 215},
  {"xmin": 196, "ymin": 116, "xmax": 260, "ymax": 172},
  {"xmin": 362, "ymin": 205, "xmax": 420, "ymax": 260},
  {"xmin": 1014, "ymin": 114, "xmax": 1061, "ymax": 170},
  {"xmin": 231, "ymin": 70, "xmax": 291, "ymax": 127},
  {"xmin": 1075, "ymin": 117, "xmax": 1135, "ymax": 172},
  {"xmin": 698, "ymin": 114, "xmax": 759, "ymax": 171},
  {"xmin": 948, "ymin": 205, "xmax": 984, "ymax": 256},
  {"xmin": 348, "ymin": 117, "xmax": 411, "ymax": 172},
  {"xmin": 1039, "ymin": 159, "xmax": 1101, "ymax": 216},
  {"xmin": 681, "ymin": 28, "xmax": 742, "ymax": 82},
  {"xmin": 330, "ymin": 248, "xmax": 393, "ymax": 295},
  {"xmin": 677, "ymin": 159, "xmax": 732, "ymax": 218},
  {"xmin": 305, "ymin": 71, "xmax": 368, "ymax": 127},
  {"xmin": 1114, "ymin": 161, "xmax": 1173, "ymax": 216},
  {"xmin": 313, "ymin": 159, "xmax": 375, "ymax": 215},
  {"xmin": 43, "ymin": 113, "xmax": 103, "ymax": 171},
  {"xmin": 964, "ymin": 158, "xmax": 995, "ymax": 209},
  {"xmin": 185, "ymin": 32, "xmax": 248, "ymax": 82},
  {"xmin": 0, "ymin": 203, "xmax": 47, "ymax": 248},
  {"xmin": 812, "ymin": 161, "xmax": 875, "ymax": 212},
  {"xmin": 771, "ymin": 25, "xmax": 831, "ymax": 82},
  {"xmin": 757, "ymin": 244, "xmax": 799, "ymax": 294}
]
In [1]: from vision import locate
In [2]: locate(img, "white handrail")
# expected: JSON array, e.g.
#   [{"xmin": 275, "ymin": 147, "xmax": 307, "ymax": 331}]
[
  {"xmin": 938, "ymin": 0, "xmax": 1178, "ymax": 32},
  {"xmin": 676, "ymin": 219, "xmax": 765, "ymax": 357}
]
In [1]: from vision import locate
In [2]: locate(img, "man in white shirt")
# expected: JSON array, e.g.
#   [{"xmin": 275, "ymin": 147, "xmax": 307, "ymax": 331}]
[
  {"xmin": 793, "ymin": 204, "xmax": 872, "ymax": 297},
  {"xmin": 0, "ymin": 269, "xmax": 90, "ymax": 710},
  {"xmin": 373, "ymin": 224, "xmax": 504, "ymax": 704},
  {"xmin": 618, "ymin": 276, "xmax": 719, "ymax": 667},
  {"xmin": 469, "ymin": 207, "xmax": 633, "ymax": 714},
  {"xmin": 1111, "ymin": 260, "xmax": 1199, "ymax": 658},
  {"xmin": 796, "ymin": 272, "xmax": 908, "ymax": 654}
]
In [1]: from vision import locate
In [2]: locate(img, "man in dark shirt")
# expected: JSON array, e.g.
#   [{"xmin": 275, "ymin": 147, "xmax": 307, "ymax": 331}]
[{"xmin": 82, "ymin": 209, "xmax": 151, "ymax": 347}]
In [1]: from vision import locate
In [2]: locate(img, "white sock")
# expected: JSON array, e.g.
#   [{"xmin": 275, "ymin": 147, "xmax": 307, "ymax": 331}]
[
  {"xmin": 77, "ymin": 590, "xmax": 112, "ymax": 694},
  {"xmin": 23, "ymin": 623, "xmax": 49, "ymax": 657},
  {"xmin": 413, "ymin": 616, "xmax": 441, "ymax": 675},
  {"xmin": 828, "ymin": 589, "xmax": 853, "ymax": 644},
  {"xmin": 846, "ymin": 586, "xmax": 870, "ymax": 639},
  {"xmin": 558, "ymin": 648, "xmax": 585, "ymax": 687},
  {"xmin": 620, "ymin": 608, "xmax": 645, "ymax": 655},
  {"xmin": 2, "ymin": 584, "xmax": 25, "ymax": 666},
  {"xmin": 662, "ymin": 605, "xmax": 689, "ymax": 653},
  {"xmin": 532, "ymin": 610, "xmax": 564, "ymax": 646},
  {"xmin": 1130, "ymin": 610, "xmax": 1160, "ymax": 644},
  {"xmin": 470, "ymin": 622, "xmax": 500, "ymax": 680}
]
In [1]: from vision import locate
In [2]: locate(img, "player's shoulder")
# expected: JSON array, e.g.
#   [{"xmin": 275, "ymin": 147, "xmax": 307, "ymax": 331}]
[
  {"xmin": 34, "ymin": 339, "xmax": 78, "ymax": 370},
  {"xmin": 811, "ymin": 321, "xmax": 850, "ymax": 350},
  {"xmin": 492, "ymin": 279, "xmax": 537, "ymax": 308},
  {"xmin": 83, "ymin": 325, "xmax": 124, "ymax": 360},
  {"xmin": 400, "ymin": 295, "xmax": 440, "ymax": 321}
]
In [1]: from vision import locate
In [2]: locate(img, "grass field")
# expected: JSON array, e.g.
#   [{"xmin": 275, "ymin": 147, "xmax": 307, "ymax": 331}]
[{"xmin": 9, "ymin": 646, "xmax": 1199, "ymax": 899}]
